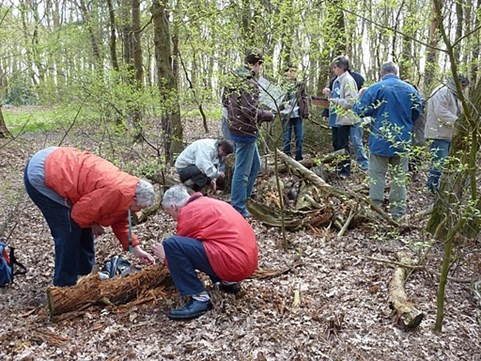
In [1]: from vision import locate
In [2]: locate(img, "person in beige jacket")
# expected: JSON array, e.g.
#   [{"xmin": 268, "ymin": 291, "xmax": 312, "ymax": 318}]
[{"xmin": 425, "ymin": 75, "xmax": 469, "ymax": 193}]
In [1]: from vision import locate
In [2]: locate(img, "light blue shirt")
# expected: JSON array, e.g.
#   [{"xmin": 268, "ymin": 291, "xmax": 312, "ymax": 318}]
[{"xmin": 27, "ymin": 146, "xmax": 69, "ymax": 206}]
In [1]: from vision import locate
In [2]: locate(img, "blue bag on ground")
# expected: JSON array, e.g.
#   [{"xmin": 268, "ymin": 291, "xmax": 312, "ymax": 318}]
[{"xmin": 0, "ymin": 240, "xmax": 26, "ymax": 287}]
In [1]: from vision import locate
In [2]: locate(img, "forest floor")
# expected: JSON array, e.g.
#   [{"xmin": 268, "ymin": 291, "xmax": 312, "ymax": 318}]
[{"xmin": 0, "ymin": 114, "xmax": 480, "ymax": 361}]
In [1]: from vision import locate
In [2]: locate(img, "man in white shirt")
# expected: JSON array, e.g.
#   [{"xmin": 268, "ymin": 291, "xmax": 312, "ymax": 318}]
[{"xmin": 175, "ymin": 139, "xmax": 234, "ymax": 191}]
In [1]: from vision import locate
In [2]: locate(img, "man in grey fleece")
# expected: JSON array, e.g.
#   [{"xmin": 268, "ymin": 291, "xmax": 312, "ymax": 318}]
[{"xmin": 175, "ymin": 139, "xmax": 234, "ymax": 191}]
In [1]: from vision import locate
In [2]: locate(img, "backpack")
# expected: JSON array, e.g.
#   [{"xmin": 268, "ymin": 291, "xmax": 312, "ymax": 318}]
[{"xmin": 0, "ymin": 240, "xmax": 26, "ymax": 287}]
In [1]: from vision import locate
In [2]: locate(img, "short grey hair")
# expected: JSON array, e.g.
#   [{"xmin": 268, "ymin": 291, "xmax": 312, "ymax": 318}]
[
  {"xmin": 135, "ymin": 179, "xmax": 155, "ymax": 208},
  {"xmin": 380, "ymin": 61, "xmax": 399, "ymax": 76},
  {"xmin": 162, "ymin": 184, "xmax": 191, "ymax": 209}
]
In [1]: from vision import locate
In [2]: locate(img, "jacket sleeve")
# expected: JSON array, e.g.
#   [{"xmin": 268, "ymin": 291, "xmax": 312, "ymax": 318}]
[
  {"xmin": 71, "ymin": 189, "xmax": 121, "ymax": 228},
  {"xmin": 71, "ymin": 188, "xmax": 139, "ymax": 250},
  {"xmin": 352, "ymin": 87, "xmax": 376, "ymax": 117},
  {"xmin": 194, "ymin": 147, "xmax": 219, "ymax": 179},
  {"xmin": 111, "ymin": 220, "xmax": 140, "ymax": 251},
  {"xmin": 299, "ymin": 86, "xmax": 309, "ymax": 119}
]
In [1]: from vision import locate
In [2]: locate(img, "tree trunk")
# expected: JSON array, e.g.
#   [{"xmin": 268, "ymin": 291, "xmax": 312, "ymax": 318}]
[
  {"xmin": 47, "ymin": 265, "xmax": 171, "ymax": 319},
  {"xmin": 151, "ymin": 0, "xmax": 183, "ymax": 164},
  {"xmin": 0, "ymin": 106, "xmax": 12, "ymax": 138},
  {"xmin": 106, "ymin": 0, "xmax": 119, "ymax": 71}
]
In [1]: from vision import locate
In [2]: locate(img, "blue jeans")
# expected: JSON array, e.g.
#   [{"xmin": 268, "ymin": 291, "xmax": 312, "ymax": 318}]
[
  {"xmin": 350, "ymin": 123, "xmax": 368, "ymax": 170},
  {"xmin": 231, "ymin": 140, "xmax": 260, "ymax": 217},
  {"xmin": 163, "ymin": 236, "xmax": 220, "ymax": 296},
  {"xmin": 426, "ymin": 139, "xmax": 450, "ymax": 192},
  {"xmin": 282, "ymin": 117, "xmax": 304, "ymax": 161},
  {"xmin": 24, "ymin": 167, "xmax": 95, "ymax": 286}
]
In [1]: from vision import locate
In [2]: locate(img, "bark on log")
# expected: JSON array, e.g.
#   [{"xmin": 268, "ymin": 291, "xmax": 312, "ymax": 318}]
[
  {"xmin": 47, "ymin": 265, "xmax": 171, "ymax": 319},
  {"xmin": 388, "ymin": 252, "xmax": 424, "ymax": 329}
]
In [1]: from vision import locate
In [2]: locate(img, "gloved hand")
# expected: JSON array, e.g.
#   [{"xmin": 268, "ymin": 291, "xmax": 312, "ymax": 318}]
[{"xmin": 132, "ymin": 245, "xmax": 155, "ymax": 264}]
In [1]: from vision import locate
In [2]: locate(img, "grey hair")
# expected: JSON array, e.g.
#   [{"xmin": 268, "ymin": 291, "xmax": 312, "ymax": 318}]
[
  {"xmin": 135, "ymin": 179, "xmax": 155, "ymax": 208},
  {"xmin": 162, "ymin": 184, "xmax": 191, "ymax": 209},
  {"xmin": 380, "ymin": 61, "xmax": 399, "ymax": 76}
]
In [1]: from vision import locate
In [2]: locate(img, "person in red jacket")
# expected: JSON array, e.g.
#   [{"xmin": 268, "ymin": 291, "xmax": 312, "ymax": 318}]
[
  {"xmin": 152, "ymin": 184, "xmax": 258, "ymax": 320},
  {"xmin": 24, "ymin": 146, "xmax": 155, "ymax": 287}
]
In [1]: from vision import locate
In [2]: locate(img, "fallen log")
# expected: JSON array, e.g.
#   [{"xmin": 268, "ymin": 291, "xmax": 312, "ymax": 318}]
[
  {"xmin": 47, "ymin": 265, "xmax": 171, "ymax": 319},
  {"xmin": 276, "ymin": 149, "xmax": 398, "ymax": 227},
  {"xmin": 388, "ymin": 252, "xmax": 424, "ymax": 329}
]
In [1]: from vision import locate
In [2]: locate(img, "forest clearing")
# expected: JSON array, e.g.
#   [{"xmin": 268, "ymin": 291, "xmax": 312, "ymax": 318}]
[
  {"xmin": 1, "ymin": 111, "xmax": 480, "ymax": 361},
  {"xmin": 1, "ymin": 0, "xmax": 481, "ymax": 359}
]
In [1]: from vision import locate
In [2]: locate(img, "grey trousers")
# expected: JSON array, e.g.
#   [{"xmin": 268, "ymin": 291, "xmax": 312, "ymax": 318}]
[{"xmin": 368, "ymin": 153, "xmax": 408, "ymax": 219}]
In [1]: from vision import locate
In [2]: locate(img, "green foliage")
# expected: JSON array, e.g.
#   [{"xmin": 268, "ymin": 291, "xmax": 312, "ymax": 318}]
[
  {"xmin": 3, "ymin": 106, "xmax": 80, "ymax": 134},
  {"xmin": 3, "ymin": 81, "xmax": 38, "ymax": 106}
]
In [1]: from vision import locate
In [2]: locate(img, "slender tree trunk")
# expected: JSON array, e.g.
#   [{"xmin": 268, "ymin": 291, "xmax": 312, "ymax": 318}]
[
  {"xmin": 0, "ymin": 106, "xmax": 12, "ymax": 138},
  {"xmin": 106, "ymin": 0, "xmax": 119, "ymax": 71},
  {"xmin": 423, "ymin": 0, "xmax": 444, "ymax": 93},
  {"xmin": 151, "ymin": 0, "xmax": 183, "ymax": 164}
]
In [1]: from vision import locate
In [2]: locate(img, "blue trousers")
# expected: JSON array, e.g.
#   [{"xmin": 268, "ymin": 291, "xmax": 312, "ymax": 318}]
[
  {"xmin": 24, "ymin": 168, "xmax": 95, "ymax": 286},
  {"xmin": 163, "ymin": 236, "xmax": 220, "ymax": 296},
  {"xmin": 332, "ymin": 125, "xmax": 351, "ymax": 176},
  {"xmin": 426, "ymin": 139, "xmax": 450, "ymax": 192},
  {"xmin": 350, "ymin": 123, "xmax": 368, "ymax": 170},
  {"xmin": 282, "ymin": 117, "xmax": 304, "ymax": 161},
  {"xmin": 231, "ymin": 140, "xmax": 260, "ymax": 217}
]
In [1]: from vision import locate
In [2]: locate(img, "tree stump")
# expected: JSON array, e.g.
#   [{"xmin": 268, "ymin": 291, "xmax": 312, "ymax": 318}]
[{"xmin": 47, "ymin": 265, "xmax": 171, "ymax": 319}]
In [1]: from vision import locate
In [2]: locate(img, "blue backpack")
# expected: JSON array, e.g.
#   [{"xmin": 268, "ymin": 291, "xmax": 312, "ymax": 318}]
[{"xmin": 0, "ymin": 240, "xmax": 26, "ymax": 287}]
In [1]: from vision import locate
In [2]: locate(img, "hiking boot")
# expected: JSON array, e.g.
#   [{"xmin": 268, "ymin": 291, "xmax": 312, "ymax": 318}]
[
  {"xmin": 168, "ymin": 298, "xmax": 212, "ymax": 320},
  {"xmin": 217, "ymin": 282, "xmax": 241, "ymax": 294}
]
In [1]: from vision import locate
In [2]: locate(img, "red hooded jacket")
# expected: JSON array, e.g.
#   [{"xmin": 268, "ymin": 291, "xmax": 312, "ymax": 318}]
[
  {"xmin": 44, "ymin": 147, "xmax": 140, "ymax": 250},
  {"xmin": 176, "ymin": 194, "xmax": 258, "ymax": 281}
]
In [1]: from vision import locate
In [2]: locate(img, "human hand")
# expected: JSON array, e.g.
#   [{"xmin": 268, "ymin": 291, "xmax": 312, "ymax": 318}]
[
  {"xmin": 210, "ymin": 178, "xmax": 217, "ymax": 191},
  {"xmin": 92, "ymin": 224, "xmax": 105, "ymax": 236},
  {"xmin": 152, "ymin": 242, "xmax": 165, "ymax": 260},
  {"xmin": 132, "ymin": 245, "xmax": 155, "ymax": 264},
  {"xmin": 217, "ymin": 172, "xmax": 225, "ymax": 179},
  {"xmin": 322, "ymin": 88, "xmax": 331, "ymax": 97}
]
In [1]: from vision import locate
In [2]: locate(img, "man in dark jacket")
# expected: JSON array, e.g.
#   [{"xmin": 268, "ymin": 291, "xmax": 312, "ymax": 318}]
[{"xmin": 221, "ymin": 49, "xmax": 274, "ymax": 218}]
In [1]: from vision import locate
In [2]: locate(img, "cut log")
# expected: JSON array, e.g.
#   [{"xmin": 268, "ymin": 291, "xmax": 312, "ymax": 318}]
[
  {"xmin": 388, "ymin": 252, "xmax": 424, "ymax": 329},
  {"xmin": 47, "ymin": 265, "xmax": 171, "ymax": 319}
]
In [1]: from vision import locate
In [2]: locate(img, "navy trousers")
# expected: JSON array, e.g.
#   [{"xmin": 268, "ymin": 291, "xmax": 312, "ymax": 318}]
[
  {"xmin": 163, "ymin": 235, "xmax": 220, "ymax": 297},
  {"xmin": 24, "ymin": 168, "xmax": 95, "ymax": 286}
]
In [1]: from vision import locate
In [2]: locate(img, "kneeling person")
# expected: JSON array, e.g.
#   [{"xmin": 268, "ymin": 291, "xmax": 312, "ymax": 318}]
[
  {"xmin": 175, "ymin": 139, "xmax": 233, "ymax": 191},
  {"xmin": 152, "ymin": 184, "xmax": 257, "ymax": 320}
]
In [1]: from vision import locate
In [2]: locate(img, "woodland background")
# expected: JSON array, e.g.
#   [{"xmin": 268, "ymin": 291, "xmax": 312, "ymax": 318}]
[{"xmin": 0, "ymin": 0, "xmax": 481, "ymax": 360}]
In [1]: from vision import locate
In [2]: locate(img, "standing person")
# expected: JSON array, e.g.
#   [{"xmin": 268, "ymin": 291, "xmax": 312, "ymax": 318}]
[
  {"xmin": 222, "ymin": 49, "xmax": 274, "ymax": 218},
  {"xmin": 280, "ymin": 64, "xmax": 310, "ymax": 161},
  {"xmin": 323, "ymin": 65, "xmax": 368, "ymax": 170},
  {"xmin": 24, "ymin": 146, "xmax": 155, "ymax": 287},
  {"xmin": 403, "ymin": 80, "xmax": 426, "ymax": 179},
  {"xmin": 175, "ymin": 139, "xmax": 234, "ymax": 192},
  {"xmin": 152, "ymin": 185, "xmax": 258, "ymax": 320},
  {"xmin": 425, "ymin": 75, "xmax": 469, "ymax": 193},
  {"xmin": 352, "ymin": 61, "xmax": 422, "ymax": 220},
  {"xmin": 322, "ymin": 56, "xmax": 359, "ymax": 177}
]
